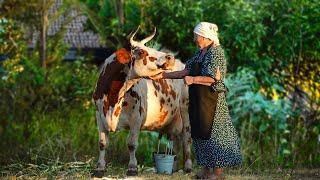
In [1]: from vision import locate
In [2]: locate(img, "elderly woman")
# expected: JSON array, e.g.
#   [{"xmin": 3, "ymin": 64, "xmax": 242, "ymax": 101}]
[{"xmin": 152, "ymin": 22, "xmax": 242, "ymax": 179}]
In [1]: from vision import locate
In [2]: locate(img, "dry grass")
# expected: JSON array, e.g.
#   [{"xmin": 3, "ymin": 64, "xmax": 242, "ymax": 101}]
[{"xmin": 1, "ymin": 160, "xmax": 319, "ymax": 180}]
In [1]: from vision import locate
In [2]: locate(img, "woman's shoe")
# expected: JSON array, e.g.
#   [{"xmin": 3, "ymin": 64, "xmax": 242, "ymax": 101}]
[
  {"xmin": 194, "ymin": 167, "xmax": 210, "ymax": 179},
  {"xmin": 207, "ymin": 173, "xmax": 225, "ymax": 180}
]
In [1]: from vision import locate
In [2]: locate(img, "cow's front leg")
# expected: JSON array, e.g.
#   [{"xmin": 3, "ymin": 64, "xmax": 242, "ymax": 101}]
[{"xmin": 126, "ymin": 129, "xmax": 140, "ymax": 176}]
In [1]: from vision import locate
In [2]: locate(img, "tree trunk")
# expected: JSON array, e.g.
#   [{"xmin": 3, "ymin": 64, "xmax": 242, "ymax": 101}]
[
  {"xmin": 114, "ymin": 0, "xmax": 124, "ymax": 26},
  {"xmin": 39, "ymin": 0, "xmax": 48, "ymax": 69}
]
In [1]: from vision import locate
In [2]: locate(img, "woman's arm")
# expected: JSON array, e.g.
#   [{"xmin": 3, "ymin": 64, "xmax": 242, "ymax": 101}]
[
  {"xmin": 163, "ymin": 68, "xmax": 189, "ymax": 79},
  {"xmin": 185, "ymin": 67, "xmax": 221, "ymax": 86},
  {"xmin": 150, "ymin": 68, "xmax": 189, "ymax": 79},
  {"xmin": 185, "ymin": 76, "xmax": 214, "ymax": 86}
]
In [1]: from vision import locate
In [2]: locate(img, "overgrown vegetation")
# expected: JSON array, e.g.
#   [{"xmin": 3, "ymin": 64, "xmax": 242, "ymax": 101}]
[{"xmin": 0, "ymin": 0, "xmax": 319, "ymax": 176}]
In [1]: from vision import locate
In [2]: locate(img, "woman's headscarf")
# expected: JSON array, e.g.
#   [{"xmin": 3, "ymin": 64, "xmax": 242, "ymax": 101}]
[{"xmin": 193, "ymin": 22, "xmax": 220, "ymax": 46}]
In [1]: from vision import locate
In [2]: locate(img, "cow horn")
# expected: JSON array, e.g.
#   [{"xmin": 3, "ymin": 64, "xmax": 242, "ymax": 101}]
[
  {"xmin": 130, "ymin": 25, "xmax": 140, "ymax": 47},
  {"xmin": 140, "ymin": 27, "xmax": 156, "ymax": 45}
]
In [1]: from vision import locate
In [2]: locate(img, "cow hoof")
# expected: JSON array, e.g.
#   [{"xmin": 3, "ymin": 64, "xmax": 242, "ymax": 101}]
[
  {"xmin": 184, "ymin": 168, "xmax": 192, "ymax": 174},
  {"xmin": 91, "ymin": 170, "xmax": 104, "ymax": 178},
  {"xmin": 126, "ymin": 168, "xmax": 138, "ymax": 176}
]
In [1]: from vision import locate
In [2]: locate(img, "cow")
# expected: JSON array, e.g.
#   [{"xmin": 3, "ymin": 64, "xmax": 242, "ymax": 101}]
[{"xmin": 92, "ymin": 27, "xmax": 192, "ymax": 177}]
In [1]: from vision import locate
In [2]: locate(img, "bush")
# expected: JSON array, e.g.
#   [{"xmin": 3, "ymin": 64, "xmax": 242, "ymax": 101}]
[{"xmin": 226, "ymin": 68, "xmax": 319, "ymax": 168}]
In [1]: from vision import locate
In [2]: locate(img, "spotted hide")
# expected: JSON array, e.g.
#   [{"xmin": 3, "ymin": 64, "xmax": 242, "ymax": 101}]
[{"xmin": 92, "ymin": 27, "xmax": 192, "ymax": 177}]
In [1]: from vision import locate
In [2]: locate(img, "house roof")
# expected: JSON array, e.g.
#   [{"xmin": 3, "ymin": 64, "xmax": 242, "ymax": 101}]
[{"xmin": 29, "ymin": 0, "xmax": 106, "ymax": 49}]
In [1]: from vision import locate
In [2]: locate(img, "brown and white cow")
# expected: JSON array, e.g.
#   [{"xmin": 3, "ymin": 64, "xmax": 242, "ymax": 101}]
[{"xmin": 92, "ymin": 27, "xmax": 192, "ymax": 177}]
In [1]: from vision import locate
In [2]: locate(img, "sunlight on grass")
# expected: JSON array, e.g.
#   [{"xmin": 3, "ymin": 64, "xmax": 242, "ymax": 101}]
[{"xmin": 1, "ymin": 160, "xmax": 319, "ymax": 179}]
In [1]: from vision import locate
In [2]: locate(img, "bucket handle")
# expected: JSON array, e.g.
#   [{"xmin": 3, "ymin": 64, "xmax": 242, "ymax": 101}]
[
  {"xmin": 169, "ymin": 141, "xmax": 173, "ymax": 155},
  {"xmin": 157, "ymin": 139, "xmax": 161, "ymax": 154},
  {"xmin": 157, "ymin": 139, "xmax": 173, "ymax": 155}
]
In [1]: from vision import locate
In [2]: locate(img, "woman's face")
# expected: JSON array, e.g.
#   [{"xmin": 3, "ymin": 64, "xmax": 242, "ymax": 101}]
[{"xmin": 193, "ymin": 33, "xmax": 210, "ymax": 49}]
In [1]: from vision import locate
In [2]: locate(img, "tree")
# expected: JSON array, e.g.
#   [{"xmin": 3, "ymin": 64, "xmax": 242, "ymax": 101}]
[
  {"xmin": 113, "ymin": 0, "xmax": 125, "ymax": 26},
  {"xmin": 0, "ymin": 0, "xmax": 76, "ymax": 68},
  {"xmin": 78, "ymin": 0, "xmax": 142, "ymax": 48}
]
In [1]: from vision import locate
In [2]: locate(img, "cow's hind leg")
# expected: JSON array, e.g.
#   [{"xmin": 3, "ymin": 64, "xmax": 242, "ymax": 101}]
[
  {"xmin": 181, "ymin": 121, "xmax": 192, "ymax": 173},
  {"xmin": 171, "ymin": 135, "xmax": 182, "ymax": 172},
  {"xmin": 126, "ymin": 128, "xmax": 140, "ymax": 176},
  {"xmin": 180, "ymin": 103, "xmax": 192, "ymax": 173},
  {"xmin": 92, "ymin": 111, "xmax": 109, "ymax": 178}
]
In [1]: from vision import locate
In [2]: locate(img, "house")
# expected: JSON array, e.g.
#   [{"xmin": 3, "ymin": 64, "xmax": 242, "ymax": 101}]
[{"xmin": 28, "ymin": 0, "xmax": 113, "ymax": 65}]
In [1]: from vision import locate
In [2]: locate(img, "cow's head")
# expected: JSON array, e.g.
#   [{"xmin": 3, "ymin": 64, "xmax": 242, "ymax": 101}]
[{"xmin": 129, "ymin": 27, "xmax": 175, "ymax": 77}]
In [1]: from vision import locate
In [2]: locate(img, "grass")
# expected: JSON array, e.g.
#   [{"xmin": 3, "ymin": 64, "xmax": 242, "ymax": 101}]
[{"xmin": 1, "ymin": 159, "xmax": 319, "ymax": 180}]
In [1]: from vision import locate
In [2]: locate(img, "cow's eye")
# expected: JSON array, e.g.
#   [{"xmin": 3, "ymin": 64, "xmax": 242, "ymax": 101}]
[
  {"xmin": 132, "ymin": 48, "xmax": 140, "ymax": 55},
  {"xmin": 165, "ymin": 55, "xmax": 172, "ymax": 60},
  {"xmin": 131, "ymin": 47, "xmax": 138, "ymax": 53}
]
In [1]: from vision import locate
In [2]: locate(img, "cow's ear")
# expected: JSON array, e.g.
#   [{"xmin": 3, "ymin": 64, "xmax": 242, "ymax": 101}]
[{"xmin": 115, "ymin": 48, "xmax": 131, "ymax": 64}]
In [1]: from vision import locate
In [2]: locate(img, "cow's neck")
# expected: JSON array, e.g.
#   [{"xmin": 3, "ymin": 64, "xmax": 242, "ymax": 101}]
[
  {"xmin": 127, "ymin": 68, "xmax": 140, "ymax": 80},
  {"xmin": 117, "ymin": 69, "xmax": 142, "ymax": 100}
]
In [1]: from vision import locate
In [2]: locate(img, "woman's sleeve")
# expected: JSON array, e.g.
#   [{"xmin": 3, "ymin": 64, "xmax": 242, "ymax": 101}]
[
  {"xmin": 185, "ymin": 56, "xmax": 195, "ymax": 71},
  {"xmin": 204, "ymin": 48, "xmax": 226, "ymax": 79}
]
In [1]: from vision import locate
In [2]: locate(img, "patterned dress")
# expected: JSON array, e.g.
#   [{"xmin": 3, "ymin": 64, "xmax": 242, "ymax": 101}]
[{"xmin": 185, "ymin": 45, "xmax": 242, "ymax": 168}]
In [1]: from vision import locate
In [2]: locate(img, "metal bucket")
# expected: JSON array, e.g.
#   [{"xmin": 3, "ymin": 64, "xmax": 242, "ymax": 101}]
[{"xmin": 153, "ymin": 152, "xmax": 175, "ymax": 174}]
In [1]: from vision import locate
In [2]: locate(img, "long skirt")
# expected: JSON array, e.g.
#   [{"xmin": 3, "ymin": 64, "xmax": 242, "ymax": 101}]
[{"xmin": 189, "ymin": 84, "xmax": 242, "ymax": 168}]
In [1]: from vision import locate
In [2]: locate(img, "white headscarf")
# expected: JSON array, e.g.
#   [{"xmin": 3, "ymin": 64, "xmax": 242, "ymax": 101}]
[{"xmin": 193, "ymin": 22, "xmax": 220, "ymax": 46}]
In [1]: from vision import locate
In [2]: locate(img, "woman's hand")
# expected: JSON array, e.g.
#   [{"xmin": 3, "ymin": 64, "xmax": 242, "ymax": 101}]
[
  {"xmin": 184, "ymin": 76, "xmax": 194, "ymax": 85},
  {"xmin": 215, "ymin": 67, "xmax": 221, "ymax": 81},
  {"xmin": 149, "ymin": 72, "xmax": 164, "ymax": 80}
]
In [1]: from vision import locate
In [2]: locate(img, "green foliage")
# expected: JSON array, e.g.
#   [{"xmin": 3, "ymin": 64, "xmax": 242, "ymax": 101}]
[
  {"xmin": 1, "ymin": 0, "xmax": 80, "ymax": 67},
  {"xmin": 220, "ymin": 0, "xmax": 314, "ymax": 97},
  {"xmin": 0, "ymin": 33, "xmax": 99, "ymax": 163},
  {"xmin": 79, "ymin": 0, "xmax": 142, "ymax": 48},
  {"xmin": 226, "ymin": 68, "xmax": 319, "ymax": 168},
  {"xmin": 81, "ymin": 0, "xmax": 203, "ymax": 58},
  {"xmin": 81, "ymin": 0, "xmax": 319, "ymax": 97},
  {"xmin": 0, "ymin": 5, "xmax": 99, "ymax": 164},
  {"xmin": 0, "ymin": 17, "xmax": 25, "ymax": 77},
  {"xmin": 0, "ymin": 0, "xmax": 319, "ymax": 170},
  {"xmin": 144, "ymin": 0, "xmax": 203, "ymax": 59}
]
